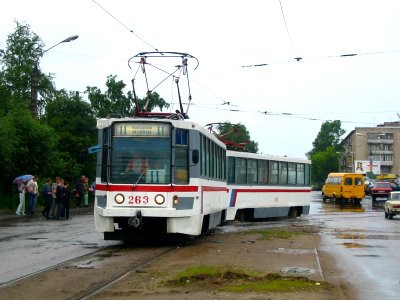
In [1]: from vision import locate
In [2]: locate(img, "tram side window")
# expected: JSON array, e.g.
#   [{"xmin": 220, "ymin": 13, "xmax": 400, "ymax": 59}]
[
  {"xmin": 297, "ymin": 163, "xmax": 305, "ymax": 185},
  {"xmin": 305, "ymin": 164, "xmax": 310, "ymax": 185},
  {"xmin": 227, "ymin": 156, "xmax": 235, "ymax": 183},
  {"xmin": 247, "ymin": 159, "xmax": 257, "ymax": 184},
  {"xmin": 288, "ymin": 162, "xmax": 296, "ymax": 185},
  {"xmin": 258, "ymin": 159, "xmax": 269, "ymax": 184},
  {"xmin": 279, "ymin": 162, "xmax": 288, "ymax": 184},
  {"xmin": 200, "ymin": 135, "xmax": 206, "ymax": 176},
  {"xmin": 175, "ymin": 129, "xmax": 188, "ymax": 184},
  {"xmin": 269, "ymin": 161, "xmax": 279, "ymax": 184},
  {"xmin": 235, "ymin": 157, "xmax": 247, "ymax": 184}
]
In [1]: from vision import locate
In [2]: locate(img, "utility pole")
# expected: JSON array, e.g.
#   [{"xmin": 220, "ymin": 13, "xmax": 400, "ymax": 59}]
[{"xmin": 30, "ymin": 35, "xmax": 79, "ymax": 117}]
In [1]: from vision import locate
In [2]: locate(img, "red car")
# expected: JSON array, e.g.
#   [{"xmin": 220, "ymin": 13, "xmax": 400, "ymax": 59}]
[{"xmin": 370, "ymin": 181, "xmax": 392, "ymax": 201}]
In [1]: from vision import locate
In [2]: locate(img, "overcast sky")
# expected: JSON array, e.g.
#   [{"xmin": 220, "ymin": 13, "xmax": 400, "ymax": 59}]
[{"xmin": 1, "ymin": 0, "xmax": 399, "ymax": 158}]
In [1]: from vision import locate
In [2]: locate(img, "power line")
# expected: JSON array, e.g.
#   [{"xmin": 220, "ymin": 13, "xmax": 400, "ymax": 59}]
[
  {"xmin": 278, "ymin": 0, "xmax": 298, "ymax": 57},
  {"xmin": 91, "ymin": 0, "xmax": 160, "ymax": 52}
]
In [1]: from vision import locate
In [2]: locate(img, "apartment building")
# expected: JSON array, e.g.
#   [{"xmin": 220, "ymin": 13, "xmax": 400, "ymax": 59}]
[{"xmin": 340, "ymin": 122, "xmax": 400, "ymax": 177}]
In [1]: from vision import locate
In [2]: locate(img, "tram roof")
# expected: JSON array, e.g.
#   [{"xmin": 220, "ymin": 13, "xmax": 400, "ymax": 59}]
[
  {"xmin": 97, "ymin": 117, "xmax": 226, "ymax": 148},
  {"xmin": 227, "ymin": 150, "xmax": 311, "ymax": 164}
]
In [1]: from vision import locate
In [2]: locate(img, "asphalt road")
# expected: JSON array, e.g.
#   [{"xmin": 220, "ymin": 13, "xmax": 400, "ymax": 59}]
[
  {"xmin": 308, "ymin": 192, "xmax": 400, "ymax": 300},
  {"xmin": 0, "ymin": 193, "xmax": 399, "ymax": 300}
]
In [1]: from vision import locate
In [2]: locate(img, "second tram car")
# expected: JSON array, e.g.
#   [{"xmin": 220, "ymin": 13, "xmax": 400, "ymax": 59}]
[
  {"xmin": 94, "ymin": 117, "xmax": 311, "ymax": 241},
  {"xmin": 226, "ymin": 150, "xmax": 311, "ymax": 221}
]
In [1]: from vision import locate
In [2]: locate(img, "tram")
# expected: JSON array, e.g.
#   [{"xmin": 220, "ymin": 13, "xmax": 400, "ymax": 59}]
[
  {"xmin": 225, "ymin": 150, "xmax": 311, "ymax": 222},
  {"xmin": 92, "ymin": 52, "xmax": 311, "ymax": 240}
]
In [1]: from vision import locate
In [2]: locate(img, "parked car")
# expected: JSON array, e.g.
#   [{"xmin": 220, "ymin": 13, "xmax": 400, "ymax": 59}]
[
  {"xmin": 384, "ymin": 191, "xmax": 400, "ymax": 219},
  {"xmin": 390, "ymin": 183, "xmax": 400, "ymax": 192},
  {"xmin": 370, "ymin": 181, "xmax": 392, "ymax": 201}
]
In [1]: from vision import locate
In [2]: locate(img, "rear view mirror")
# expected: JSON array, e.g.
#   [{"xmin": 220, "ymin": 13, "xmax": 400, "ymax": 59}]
[{"xmin": 192, "ymin": 150, "xmax": 199, "ymax": 164}]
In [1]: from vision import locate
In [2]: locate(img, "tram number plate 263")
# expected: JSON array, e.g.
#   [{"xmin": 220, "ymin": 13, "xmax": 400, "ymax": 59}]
[{"xmin": 128, "ymin": 195, "xmax": 149, "ymax": 205}]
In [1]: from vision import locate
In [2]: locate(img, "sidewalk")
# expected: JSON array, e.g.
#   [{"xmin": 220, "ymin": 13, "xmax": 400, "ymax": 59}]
[{"xmin": 0, "ymin": 205, "xmax": 93, "ymax": 222}]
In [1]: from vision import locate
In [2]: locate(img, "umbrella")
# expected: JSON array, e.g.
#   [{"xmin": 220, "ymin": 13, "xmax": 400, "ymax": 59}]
[{"xmin": 13, "ymin": 174, "xmax": 34, "ymax": 184}]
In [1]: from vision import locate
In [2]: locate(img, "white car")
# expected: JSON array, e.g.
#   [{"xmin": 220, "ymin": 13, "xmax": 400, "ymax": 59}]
[{"xmin": 384, "ymin": 191, "xmax": 400, "ymax": 219}]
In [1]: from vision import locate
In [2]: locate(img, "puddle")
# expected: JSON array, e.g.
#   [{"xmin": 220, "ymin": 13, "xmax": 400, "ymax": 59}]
[
  {"xmin": 282, "ymin": 267, "xmax": 315, "ymax": 275},
  {"xmin": 67, "ymin": 258, "xmax": 103, "ymax": 269},
  {"xmin": 354, "ymin": 254, "xmax": 381, "ymax": 257},
  {"xmin": 272, "ymin": 248, "xmax": 313, "ymax": 254}
]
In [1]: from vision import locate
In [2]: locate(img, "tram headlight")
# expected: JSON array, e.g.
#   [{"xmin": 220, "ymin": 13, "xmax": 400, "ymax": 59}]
[
  {"xmin": 154, "ymin": 194, "xmax": 165, "ymax": 205},
  {"xmin": 173, "ymin": 195, "xmax": 179, "ymax": 206},
  {"xmin": 114, "ymin": 193, "xmax": 125, "ymax": 204}
]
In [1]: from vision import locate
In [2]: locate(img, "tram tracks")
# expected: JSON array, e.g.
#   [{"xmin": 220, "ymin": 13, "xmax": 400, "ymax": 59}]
[
  {"xmin": 0, "ymin": 241, "xmax": 183, "ymax": 299},
  {"xmin": 76, "ymin": 245, "xmax": 179, "ymax": 300}
]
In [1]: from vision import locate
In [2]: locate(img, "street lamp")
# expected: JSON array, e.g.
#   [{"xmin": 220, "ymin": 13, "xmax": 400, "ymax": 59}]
[{"xmin": 31, "ymin": 35, "xmax": 79, "ymax": 117}]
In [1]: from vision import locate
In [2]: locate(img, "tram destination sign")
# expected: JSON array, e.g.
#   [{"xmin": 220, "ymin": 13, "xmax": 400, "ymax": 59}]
[{"xmin": 114, "ymin": 123, "xmax": 170, "ymax": 137}]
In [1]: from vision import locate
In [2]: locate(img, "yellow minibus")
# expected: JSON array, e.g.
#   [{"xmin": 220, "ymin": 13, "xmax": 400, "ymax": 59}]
[{"xmin": 322, "ymin": 173, "xmax": 365, "ymax": 204}]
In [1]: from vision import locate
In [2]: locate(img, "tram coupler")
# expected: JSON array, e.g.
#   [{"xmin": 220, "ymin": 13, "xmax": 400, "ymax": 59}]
[{"xmin": 128, "ymin": 210, "xmax": 142, "ymax": 228}]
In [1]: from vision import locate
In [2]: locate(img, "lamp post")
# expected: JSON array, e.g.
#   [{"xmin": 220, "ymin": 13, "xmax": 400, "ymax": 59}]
[{"xmin": 31, "ymin": 35, "xmax": 79, "ymax": 117}]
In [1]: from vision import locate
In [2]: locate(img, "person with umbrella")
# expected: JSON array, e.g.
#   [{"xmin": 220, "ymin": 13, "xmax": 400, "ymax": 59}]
[{"xmin": 14, "ymin": 175, "xmax": 33, "ymax": 216}]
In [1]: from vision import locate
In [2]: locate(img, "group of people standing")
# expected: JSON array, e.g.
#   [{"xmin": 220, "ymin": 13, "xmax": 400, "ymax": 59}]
[{"xmin": 15, "ymin": 175, "xmax": 94, "ymax": 220}]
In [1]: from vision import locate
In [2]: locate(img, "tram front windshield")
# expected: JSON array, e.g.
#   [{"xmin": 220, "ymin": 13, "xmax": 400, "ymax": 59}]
[{"xmin": 111, "ymin": 137, "xmax": 171, "ymax": 184}]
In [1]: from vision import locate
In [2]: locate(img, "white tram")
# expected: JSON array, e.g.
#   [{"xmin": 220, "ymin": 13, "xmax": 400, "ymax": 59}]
[
  {"xmin": 93, "ymin": 51, "xmax": 311, "ymax": 240},
  {"xmin": 225, "ymin": 150, "xmax": 311, "ymax": 222},
  {"xmin": 94, "ymin": 117, "xmax": 229, "ymax": 240},
  {"xmin": 94, "ymin": 117, "xmax": 311, "ymax": 240}
]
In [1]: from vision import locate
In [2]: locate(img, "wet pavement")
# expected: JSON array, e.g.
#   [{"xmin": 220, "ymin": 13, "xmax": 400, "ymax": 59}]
[
  {"xmin": 0, "ymin": 206, "xmax": 119, "ymax": 285},
  {"xmin": 1, "ymin": 194, "xmax": 400, "ymax": 299},
  {"xmin": 308, "ymin": 192, "xmax": 400, "ymax": 300}
]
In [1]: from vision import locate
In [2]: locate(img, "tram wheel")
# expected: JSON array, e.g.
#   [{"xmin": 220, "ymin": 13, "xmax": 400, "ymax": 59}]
[{"xmin": 288, "ymin": 207, "xmax": 299, "ymax": 218}]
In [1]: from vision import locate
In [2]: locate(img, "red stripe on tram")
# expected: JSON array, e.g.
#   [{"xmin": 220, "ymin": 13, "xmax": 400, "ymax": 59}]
[{"xmin": 96, "ymin": 184, "xmax": 199, "ymax": 193}]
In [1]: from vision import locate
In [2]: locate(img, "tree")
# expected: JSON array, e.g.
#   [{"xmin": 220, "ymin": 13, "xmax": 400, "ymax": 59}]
[
  {"xmin": 43, "ymin": 90, "xmax": 97, "ymax": 180},
  {"xmin": 86, "ymin": 75, "xmax": 170, "ymax": 118},
  {"xmin": 215, "ymin": 122, "xmax": 259, "ymax": 153},
  {"xmin": 0, "ymin": 21, "xmax": 55, "ymax": 115},
  {"xmin": 138, "ymin": 91, "xmax": 170, "ymax": 112},
  {"xmin": 307, "ymin": 120, "xmax": 346, "ymax": 189},
  {"xmin": 86, "ymin": 75, "xmax": 135, "ymax": 118},
  {"xmin": 307, "ymin": 120, "xmax": 345, "ymax": 157}
]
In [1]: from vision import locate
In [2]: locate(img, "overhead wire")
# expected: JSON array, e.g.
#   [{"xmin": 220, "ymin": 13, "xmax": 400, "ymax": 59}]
[
  {"xmin": 91, "ymin": 0, "xmax": 160, "ymax": 52},
  {"xmin": 88, "ymin": 0, "xmax": 398, "ymax": 127},
  {"xmin": 278, "ymin": 0, "xmax": 299, "ymax": 58}
]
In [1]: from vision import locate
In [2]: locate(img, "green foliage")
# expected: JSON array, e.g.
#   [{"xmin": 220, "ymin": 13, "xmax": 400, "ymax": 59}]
[
  {"xmin": 86, "ymin": 75, "xmax": 170, "ymax": 118},
  {"xmin": 307, "ymin": 120, "xmax": 345, "ymax": 157},
  {"xmin": 216, "ymin": 122, "xmax": 259, "ymax": 153},
  {"xmin": 43, "ymin": 90, "xmax": 97, "ymax": 180},
  {"xmin": 0, "ymin": 21, "xmax": 55, "ymax": 115},
  {"xmin": 138, "ymin": 91, "xmax": 170, "ymax": 112},
  {"xmin": 0, "ymin": 107, "xmax": 60, "ymax": 203},
  {"xmin": 86, "ymin": 75, "xmax": 136, "ymax": 118},
  {"xmin": 307, "ymin": 120, "xmax": 345, "ymax": 189}
]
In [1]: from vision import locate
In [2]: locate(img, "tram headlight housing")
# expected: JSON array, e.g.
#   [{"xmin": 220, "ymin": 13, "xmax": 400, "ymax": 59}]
[
  {"xmin": 114, "ymin": 193, "xmax": 125, "ymax": 204},
  {"xmin": 154, "ymin": 194, "xmax": 165, "ymax": 205},
  {"xmin": 173, "ymin": 195, "xmax": 179, "ymax": 206}
]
